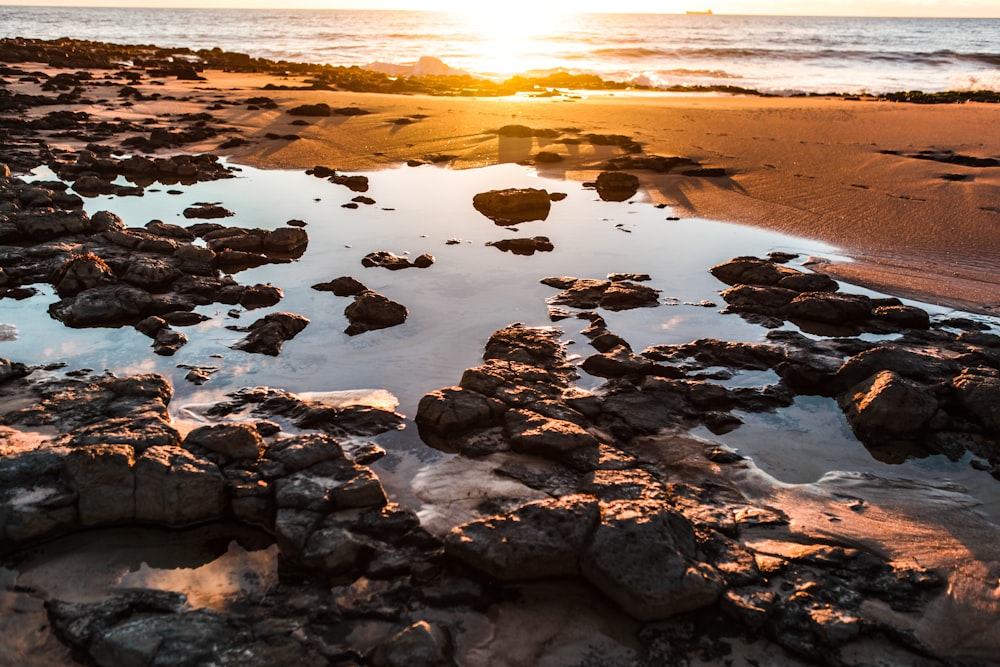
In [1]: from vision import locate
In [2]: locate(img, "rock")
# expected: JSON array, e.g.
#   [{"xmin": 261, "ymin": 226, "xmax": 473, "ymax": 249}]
[
  {"xmin": 534, "ymin": 151, "xmax": 564, "ymax": 163},
  {"xmin": 371, "ymin": 621, "xmax": 453, "ymax": 667},
  {"xmin": 710, "ymin": 256, "xmax": 799, "ymax": 287},
  {"xmin": 472, "ymin": 188, "xmax": 551, "ymax": 225},
  {"xmin": 486, "ymin": 236, "xmax": 554, "ymax": 255},
  {"xmin": 776, "ymin": 272, "xmax": 839, "ymax": 293},
  {"xmin": 173, "ymin": 244, "xmax": 216, "ymax": 275},
  {"xmin": 232, "ymin": 312, "xmax": 310, "ymax": 356},
  {"xmin": 133, "ymin": 445, "xmax": 227, "ymax": 525},
  {"xmin": 872, "ymin": 304, "xmax": 931, "ymax": 329},
  {"xmin": 122, "ymin": 257, "xmax": 181, "ymax": 289},
  {"xmin": 263, "ymin": 433, "xmax": 345, "ymax": 475},
  {"xmin": 64, "ymin": 444, "xmax": 136, "ymax": 525},
  {"xmin": 445, "ymin": 495, "xmax": 600, "ymax": 579},
  {"xmin": 785, "ymin": 292, "xmax": 873, "ymax": 324},
  {"xmin": 182, "ymin": 204, "xmax": 234, "ymax": 219},
  {"xmin": 263, "ymin": 227, "xmax": 308, "ymax": 254},
  {"xmin": 53, "ymin": 253, "xmax": 115, "ymax": 297},
  {"xmin": 344, "ymin": 290, "xmax": 408, "ymax": 336},
  {"xmin": 239, "ymin": 283, "xmax": 283, "ymax": 309},
  {"xmin": 415, "ymin": 387, "xmax": 503, "ymax": 442},
  {"xmin": 312, "ymin": 275, "xmax": 367, "ymax": 296},
  {"xmin": 503, "ymin": 409, "xmax": 601, "ymax": 469},
  {"xmin": 48, "ymin": 284, "xmax": 155, "ymax": 327},
  {"xmin": 362, "ymin": 251, "xmax": 432, "ymax": 270},
  {"xmin": 838, "ymin": 370, "xmax": 939, "ymax": 437},
  {"xmin": 599, "ymin": 281, "xmax": 660, "ymax": 311},
  {"xmin": 183, "ymin": 423, "xmax": 266, "ymax": 461},
  {"xmin": 594, "ymin": 171, "xmax": 640, "ymax": 202},
  {"xmin": 547, "ymin": 278, "xmax": 612, "ymax": 309},
  {"xmin": 580, "ymin": 500, "xmax": 723, "ymax": 620},
  {"xmin": 152, "ymin": 327, "xmax": 187, "ymax": 356},
  {"xmin": 288, "ymin": 103, "xmax": 331, "ymax": 116},
  {"xmin": 950, "ymin": 370, "xmax": 1000, "ymax": 431},
  {"xmin": 300, "ymin": 525, "xmax": 373, "ymax": 574}
]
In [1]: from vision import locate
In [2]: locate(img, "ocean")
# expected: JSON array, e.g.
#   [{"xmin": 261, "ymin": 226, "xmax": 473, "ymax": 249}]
[{"xmin": 1, "ymin": 6, "xmax": 998, "ymax": 95}]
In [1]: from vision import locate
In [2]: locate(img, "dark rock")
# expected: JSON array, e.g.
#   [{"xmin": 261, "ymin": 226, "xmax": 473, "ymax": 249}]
[
  {"xmin": 362, "ymin": 251, "xmax": 432, "ymax": 270},
  {"xmin": 48, "ymin": 284, "xmax": 155, "ymax": 327},
  {"xmin": 486, "ymin": 236, "xmax": 554, "ymax": 255},
  {"xmin": 183, "ymin": 423, "xmax": 266, "ymax": 461},
  {"xmin": 239, "ymin": 283, "xmax": 283, "ymax": 309},
  {"xmin": 580, "ymin": 500, "xmax": 723, "ymax": 620},
  {"xmin": 288, "ymin": 103, "xmax": 331, "ymax": 116},
  {"xmin": 370, "ymin": 621, "xmax": 453, "ymax": 667},
  {"xmin": 344, "ymin": 290, "xmax": 408, "ymax": 335},
  {"xmin": 133, "ymin": 445, "xmax": 226, "ymax": 525},
  {"xmin": 182, "ymin": 204, "xmax": 234, "ymax": 219},
  {"xmin": 594, "ymin": 171, "xmax": 640, "ymax": 202},
  {"xmin": 599, "ymin": 281, "xmax": 660, "ymax": 311},
  {"xmin": 232, "ymin": 312, "xmax": 310, "ymax": 356},
  {"xmin": 312, "ymin": 275, "xmax": 367, "ymax": 296},
  {"xmin": 472, "ymin": 188, "xmax": 551, "ymax": 225},
  {"xmin": 838, "ymin": 370, "xmax": 939, "ymax": 437},
  {"xmin": 445, "ymin": 495, "xmax": 600, "ymax": 579}
]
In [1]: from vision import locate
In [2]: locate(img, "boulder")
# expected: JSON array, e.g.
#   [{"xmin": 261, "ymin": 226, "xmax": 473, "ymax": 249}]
[
  {"xmin": 599, "ymin": 281, "xmax": 660, "ymax": 311},
  {"xmin": 445, "ymin": 495, "xmax": 600, "ymax": 579},
  {"xmin": 415, "ymin": 387, "xmax": 503, "ymax": 441},
  {"xmin": 710, "ymin": 257, "xmax": 800, "ymax": 287},
  {"xmin": 133, "ymin": 445, "xmax": 227, "ymax": 525},
  {"xmin": 344, "ymin": 290, "xmax": 408, "ymax": 335},
  {"xmin": 472, "ymin": 188, "xmax": 551, "ymax": 225},
  {"xmin": 950, "ymin": 370, "xmax": 1000, "ymax": 431},
  {"xmin": 594, "ymin": 171, "xmax": 640, "ymax": 202},
  {"xmin": 580, "ymin": 500, "xmax": 724, "ymax": 620},
  {"xmin": 232, "ymin": 312, "xmax": 310, "ymax": 356},
  {"xmin": 361, "ymin": 251, "xmax": 432, "ymax": 270},
  {"xmin": 785, "ymin": 292, "xmax": 873, "ymax": 324},
  {"xmin": 48, "ymin": 284, "xmax": 155, "ymax": 327},
  {"xmin": 64, "ymin": 444, "xmax": 136, "ymax": 525},
  {"xmin": 503, "ymin": 409, "xmax": 601, "ymax": 469},
  {"xmin": 122, "ymin": 257, "xmax": 181, "ymax": 289},
  {"xmin": 183, "ymin": 423, "xmax": 266, "ymax": 461},
  {"xmin": 53, "ymin": 253, "xmax": 115, "ymax": 297},
  {"xmin": 838, "ymin": 370, "xmax": 939, "ymax": 437}
]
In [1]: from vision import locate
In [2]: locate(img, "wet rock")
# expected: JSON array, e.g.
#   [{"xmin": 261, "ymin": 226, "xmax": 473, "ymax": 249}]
[
  {"xmin": 133, "ymin": 445, "xmax": 226, "ymax": 525},
  {"xmin": 64, "ymin": 444, "xmax": 136, "ymax": 525},
  {"xmin": 608, "ymin": 272, "xmax": 651, "ymax": 282},
  {"xmin": 838, "ymin": 370, "xmax": 939, "ymax": 437},
  {"xmin": 485, "ymin": 236, "xmax": 554, "ymax": 255},
  {"xmin": 582, "ymin": 346, "xmax": 683, "ymax": 379},
  {"xmin": 312, "ymin": 275, "xmax": 367, "ymax": 296},
  {"xmin": 873, "ymin": 304, "xmax": 931, "ymax": 329},
  {"xmin": 445, "ymin": 495, "xmax": 600, "ymax": 580},
  {"xmin": 594, "ymin": 171, "xmax": 640, "ymax": 202},
  {"xmin": 232, "ymin": 312, "xmax": 310, "ymax": 356},
  {"xmin": 183, "ymin": 423, "xmax": 266, "ymax": 462},
  {"xmin": 122, "ymin": 256, "xmax": 181, "ymax": 289},
  {"xmin": 546, "ymin": 278, "xmax": 611, "ymax": 309},
  {"xmin": 362, "ymin": 251, "xmax": 434, "ymax": 270},
  {"xmin": 344, "ymin": 290, "xmax": 408, "ymax": 335},
  {"xmin": 599, "ymin": 281, "xmax": 660, "ymax": 311},
  {"xmin": 53, "ymin": 253, "xmax": 114, "ymax": 297},
  {"xmin": 786, "ymin": 291, "xmax": 873, "ymax": 324},
  {"xmin": 239, "ymin": 283, "xmax": 283, "ymax": 309},
  {"xmin": 48, "ymin": 284, "xmax": 156, "ymax": 327},
  {"xmin": 370, "ymin": 621, "xmax": 453, "ymax": 667},
  {"xmin": 263, "ymin": 226, "xmax": 308, "ymax": 254},
  {"xmin": 710, "ymin": 256, "xmax": 801, "ymax": 287},
  {"xmin": 182, "ymin": 204, "xmax": 234, "ymax": 219},
  {"xmin": 472, "ymin": 188, "xmax": 551, "ymax": 225},
  {"xmin": 580, "ymin": 500, "xmax": 723, "ymax": 620},
  {"xmin": 503, "ymin": 409, "xmax": 601, "ymax": 470},
  {"xmin": 950, "ymin": 370, "xmax": 1000, "ymax": 432},
  {"xmin": 152, "ymin": 326, "xmax": 187, "ymax": 356},
  {"xmin": 416, "ymin": 387, "xmax": 504, "ymax": 442}
]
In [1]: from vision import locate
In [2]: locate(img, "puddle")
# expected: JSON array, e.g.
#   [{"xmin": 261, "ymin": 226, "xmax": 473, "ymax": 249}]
[{"xmin": 5, "ymin": 162, "xmax": 1000, "ymax": 631}]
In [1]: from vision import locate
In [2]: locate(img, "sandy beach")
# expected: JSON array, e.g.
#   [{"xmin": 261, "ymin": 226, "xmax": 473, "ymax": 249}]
[{"xmin": 11, "ymin": 65, "xmax": 999, "ymax": 312}]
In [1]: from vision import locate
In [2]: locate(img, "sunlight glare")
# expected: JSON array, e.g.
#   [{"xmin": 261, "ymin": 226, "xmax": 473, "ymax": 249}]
[{"xmin": 458, "ymin": 5, "xmax": 566, "ymax": 76}]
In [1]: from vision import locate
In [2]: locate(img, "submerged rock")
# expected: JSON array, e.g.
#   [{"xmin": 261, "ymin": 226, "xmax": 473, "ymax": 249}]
[
  {"xmin": 594, "ymin": 171, "xmax": 640, "ymax": 202},
  {"xmin": 344, "ymin": 290, "xmax": 408, "ymax": 335}
]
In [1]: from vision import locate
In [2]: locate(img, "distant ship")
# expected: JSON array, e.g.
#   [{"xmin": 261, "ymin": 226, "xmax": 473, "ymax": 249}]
[{"xmin": 685, "ymin": 9, "xmax": 713, "ymax": 14}]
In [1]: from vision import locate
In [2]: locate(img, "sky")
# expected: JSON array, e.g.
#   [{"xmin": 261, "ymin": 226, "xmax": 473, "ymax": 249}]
[{"xmin": 2, "ymin": 0, "xmax": 999, "ymax": 17}]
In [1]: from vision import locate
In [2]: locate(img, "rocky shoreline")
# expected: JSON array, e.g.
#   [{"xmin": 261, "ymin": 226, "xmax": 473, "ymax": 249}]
[{"xmin": 2, "ymin": 37, "xmax": 1000, "ymax": 667}]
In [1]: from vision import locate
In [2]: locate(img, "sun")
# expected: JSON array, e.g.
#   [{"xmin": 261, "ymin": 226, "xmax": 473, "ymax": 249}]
[{"xmin": 456, "ymin": 6, "xmax": 569, "ymax": 76}]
